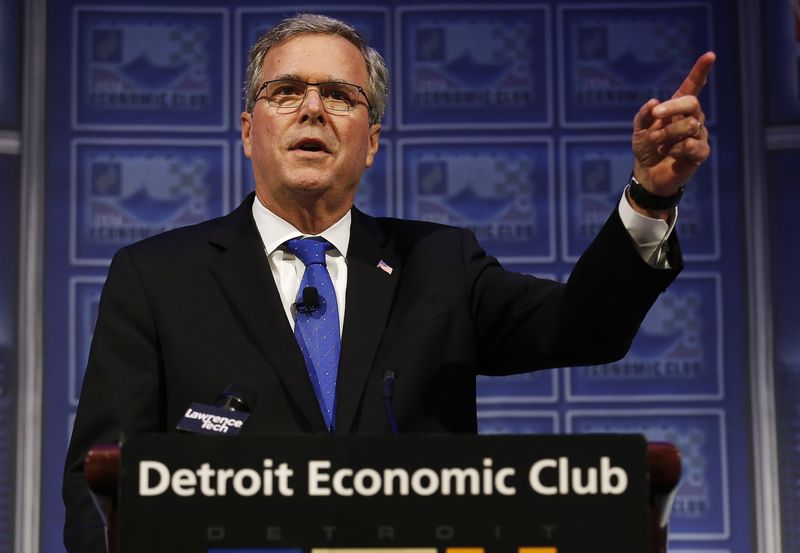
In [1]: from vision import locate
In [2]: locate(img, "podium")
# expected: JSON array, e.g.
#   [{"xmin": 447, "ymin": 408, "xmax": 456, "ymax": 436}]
[{"xmin": 86, "ymin": 435, "xmax": 680, "ymax": 553}]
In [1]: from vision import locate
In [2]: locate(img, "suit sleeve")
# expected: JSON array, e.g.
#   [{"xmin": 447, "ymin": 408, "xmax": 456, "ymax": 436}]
[
  {"xmin": 62, "ymin": 247, "xmax": 165, "ymax": 553},
  {"xmin": 468, "ymin": 209, "xmax": 682, "ymax": 374}
]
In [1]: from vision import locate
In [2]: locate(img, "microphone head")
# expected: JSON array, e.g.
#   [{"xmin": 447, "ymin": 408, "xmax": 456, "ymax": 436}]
[
  {"xmin": 382, "ymin": 370, "xmax": 396, "ymax": 399},
  {"xmin": 295, "ymin": 286, "xmax": 320, "ymax": 314},
  {"xmin": 215, "ymin": 383, "xmax": 255, "ymax": 413},
  {"xmin": 302, "ymin": 286, "xmax": 320, "ymax": 308}
]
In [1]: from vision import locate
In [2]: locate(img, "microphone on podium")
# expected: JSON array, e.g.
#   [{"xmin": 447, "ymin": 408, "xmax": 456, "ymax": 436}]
[{"xmin": 383, "ymin": 370, "xmax": 399, "ymax": 434}]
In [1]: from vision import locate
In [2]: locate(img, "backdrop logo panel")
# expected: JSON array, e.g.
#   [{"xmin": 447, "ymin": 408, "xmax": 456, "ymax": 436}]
[
  {"xmin": 398, "ymin": 138, "xmax": 555, "ymax": 262},
  {"xmin": 477, "ymin": 411, "xmax": 558, "ymax": 434},
  {"xmin": 477, "ymin": 370, "xmax": 557, "ymax": 404},
  {"xmin": 236, "ymin": 7, "xmax": 391, "ymax": 129},
  {"xmin": 70, "ymin": 139, "xmax": 229, "ymax": 265},
  {"xmin": 764, "ymin": 0, "xmax": 800, "ymax": 123},
  {"xmin": 236, "ymin": 139, "xmax": 392, "ymax": 218},
  {"xmin": 670, "ymin": 550, "xmax": 730, "ymax": 553},
  {"xmin": 68, "ymin": 278, "xmax": 105, "ymax": 407},
  {"xmin": 72, "ymin": 7, "xmax": 228, "ymax": 130},
  {"xmin": 558, "ymin": 4, "xmax": 715, "ymax": 127},
  {"xmin": 396, "ymin": 6, "xmax": 552, "ymax": 129},
  {"xmin": 566, "ymin": 273, "xmax": 723, "ymax": 401},
  {"xmin": 567, "ymin": 409, "xmax": 729, "ymax": 540},
  {"xmin": 561, "ymin": 137, "xmax": 720, "ymax": 261}
]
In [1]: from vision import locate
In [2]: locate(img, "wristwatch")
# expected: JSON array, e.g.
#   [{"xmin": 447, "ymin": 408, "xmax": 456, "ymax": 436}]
[{"xmin": 627, "ymin": 173, "xmax": 684, "ymax": 211}]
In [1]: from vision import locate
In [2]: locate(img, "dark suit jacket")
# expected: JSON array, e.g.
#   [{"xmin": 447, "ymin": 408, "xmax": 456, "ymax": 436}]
[{"xmin": 63, "ymin": 192, "xmax": 681, "ymax": 552}]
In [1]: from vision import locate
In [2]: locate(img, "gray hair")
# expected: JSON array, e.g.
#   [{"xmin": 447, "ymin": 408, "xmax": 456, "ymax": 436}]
[{"xmin": 244, "ymin": 13, "xmax": 389, "ymax": 125}]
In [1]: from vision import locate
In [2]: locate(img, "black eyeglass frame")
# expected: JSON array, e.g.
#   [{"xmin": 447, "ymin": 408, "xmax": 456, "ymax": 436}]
[{"xmin": 251, "ymin": 78, "xmax": 373, "ymax": 117}]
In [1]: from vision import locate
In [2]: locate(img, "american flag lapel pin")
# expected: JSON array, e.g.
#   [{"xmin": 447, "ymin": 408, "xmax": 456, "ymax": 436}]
[{"xmin": 376, "ymin": 259, "xmax": 393, "ymax": 275}]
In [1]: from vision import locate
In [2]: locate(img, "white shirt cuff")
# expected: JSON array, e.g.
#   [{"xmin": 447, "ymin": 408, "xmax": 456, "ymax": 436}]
[{"xmin": 618, "ymin": 187, "xmax": 677, "ymax": 267}]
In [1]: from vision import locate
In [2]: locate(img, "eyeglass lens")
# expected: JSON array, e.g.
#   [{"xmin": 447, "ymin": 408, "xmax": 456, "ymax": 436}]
[{"xmin": 264, "ymin": 80, "xmax": 361, "ymax": 111}]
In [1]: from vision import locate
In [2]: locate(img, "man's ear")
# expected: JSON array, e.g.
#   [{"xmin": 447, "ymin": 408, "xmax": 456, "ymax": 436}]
[
  {"xmin": 241, "ymin": 111, "xmax": 253, "ymax": 159},
  {"xmin": 364, "ymin": 123, "xmax": 382, "ymax": 168}
]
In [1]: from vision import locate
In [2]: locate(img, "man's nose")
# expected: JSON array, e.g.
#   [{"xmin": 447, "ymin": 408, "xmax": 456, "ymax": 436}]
[{"xmin": 299, "ymin": 87, "xmax": 326, "ymax": 118}]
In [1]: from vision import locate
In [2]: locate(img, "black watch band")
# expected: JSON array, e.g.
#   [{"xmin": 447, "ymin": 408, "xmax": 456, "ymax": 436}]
[{"xmin": 628, "ymin": 174, "xmax": 684, "ymax": 211}]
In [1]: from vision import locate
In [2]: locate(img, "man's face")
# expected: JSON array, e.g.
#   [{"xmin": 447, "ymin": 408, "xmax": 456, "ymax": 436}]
[{"xmin": 241, "ymin": 33, "xmax": 381, "ymax": 215}]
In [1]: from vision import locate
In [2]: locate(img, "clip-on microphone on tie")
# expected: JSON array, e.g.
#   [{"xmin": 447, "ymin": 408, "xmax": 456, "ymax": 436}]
[{"xmin": 294, "ymin": 286, "xmax": 320, "ymax": 314}]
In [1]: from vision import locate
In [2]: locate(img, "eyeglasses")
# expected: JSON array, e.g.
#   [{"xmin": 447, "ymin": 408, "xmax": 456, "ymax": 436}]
[{"xmin": 253, "ymin": 78, "xmax": 372, "ymax": 115}]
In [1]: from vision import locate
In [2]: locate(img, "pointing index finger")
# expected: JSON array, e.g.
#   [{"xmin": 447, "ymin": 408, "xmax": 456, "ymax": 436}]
[{"xmin": 672, "ymin": 51, "xmax": 716, "ymax": 99}]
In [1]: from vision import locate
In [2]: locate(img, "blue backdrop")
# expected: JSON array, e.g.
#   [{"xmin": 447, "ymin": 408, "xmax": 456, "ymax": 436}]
[
  {"xmin": 40, "ymin": 1, "xmax": 757, "ymax": 552},
  {"xmin": 763, "ymin": 2, "xmax": 800, "ymax": 550},
  {"xmin": 767, "ymin": 148, "xmax": 800, "ymax": 552},
  {"xmin": 0, "ymin": 154, "xmax": 20, "ymax": 553},
  {"xmin": 0, "ymin": 0, "xmax": 21, "ymax": 128},
  {"xmin": 0, "ymin": 0, "xmax": 22, "ymax": 550}
]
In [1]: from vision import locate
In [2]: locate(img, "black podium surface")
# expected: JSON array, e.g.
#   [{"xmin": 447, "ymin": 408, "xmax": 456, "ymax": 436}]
[{"xmin": 115, "ymin": 434, "xmax": 649, "ymax": 553}]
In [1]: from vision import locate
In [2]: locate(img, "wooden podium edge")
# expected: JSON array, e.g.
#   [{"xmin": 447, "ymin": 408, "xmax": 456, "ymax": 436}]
[{"xmin": 647, "ymin": 441, "xmax": 682, "ymax": 553}]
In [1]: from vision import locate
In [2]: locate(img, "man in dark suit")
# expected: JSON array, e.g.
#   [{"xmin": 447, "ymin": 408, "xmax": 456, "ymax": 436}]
[{"xmin": 63, "ymin": 13, "xmax": 714, "ymax": 552}]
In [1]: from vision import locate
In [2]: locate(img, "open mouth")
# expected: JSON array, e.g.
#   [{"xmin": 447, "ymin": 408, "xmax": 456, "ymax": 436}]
[{"xmin": 292, "ymin": 139, "xmax": 328, "ymax": 153}]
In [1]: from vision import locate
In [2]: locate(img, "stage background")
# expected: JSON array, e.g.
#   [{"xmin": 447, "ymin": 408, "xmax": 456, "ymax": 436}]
[
  {"xmin": 764, "ymin": 0, "xmax": 800, "ymax": 547},
  {"xmin": 0, "ymin": 0, "xmax": 796, "ymax": 552},
  {"xmin": 0, "ymin": 0, "xmax": 22, "ymax": 551}
]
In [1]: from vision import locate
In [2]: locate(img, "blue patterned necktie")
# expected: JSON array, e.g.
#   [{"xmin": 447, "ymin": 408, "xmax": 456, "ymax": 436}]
[{"xmin": 285, "ymin": 237, "xmax": 340, "ymax": 431}]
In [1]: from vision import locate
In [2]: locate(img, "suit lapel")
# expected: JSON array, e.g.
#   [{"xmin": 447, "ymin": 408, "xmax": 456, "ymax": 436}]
[
  {"xmin": 208, "ymin": 195, "xmax": 326, "ymax": 432},
  {"xmin": 336, "ymin": 209, "xmax": 399, "ymax": 434}
]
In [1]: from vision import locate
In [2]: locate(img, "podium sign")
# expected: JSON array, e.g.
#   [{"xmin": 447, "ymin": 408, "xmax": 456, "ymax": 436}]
[{"xmin": 119, "ymin": 434, "xmax": 648, "ymax": 553}]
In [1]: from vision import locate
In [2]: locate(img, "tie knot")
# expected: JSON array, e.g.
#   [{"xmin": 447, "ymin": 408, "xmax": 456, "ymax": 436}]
[{"xmin": 285, "ymin": 237, "xmax": 331, "ymax": 266}]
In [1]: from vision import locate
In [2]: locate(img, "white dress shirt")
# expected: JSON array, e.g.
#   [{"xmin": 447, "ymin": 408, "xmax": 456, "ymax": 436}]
[
  {"xmin": 618, "ymin": 186, "xmax": 677, "ymax": 267},
  {"xmin": 252, "ymin": 199, "xmax": 350, "ymax": 335},
  {"xmin": 252, "ymin": 190, "xmax": 676, "ymax": 331}
]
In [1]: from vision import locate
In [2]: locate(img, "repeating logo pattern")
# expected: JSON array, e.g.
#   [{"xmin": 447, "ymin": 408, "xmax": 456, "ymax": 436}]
[
  {"xmin": 73, "ymin": 8, "xmax": 228, "ymax": 129},
  {"xmin": 399, "ymin": 139, "xmax": 555, "ymax": 262},
  {"xmin": 567, "ymin": 273, "xmax": 723, "ymax": 401},
  {"xmin": 397, "ymin": 6, "xmax": 552, "ymax": 129},
  {"xmin": 477, "ymin": 412, "xmax": 558, "ymax": 434},
  {"xmin": 568, "ymin": 410, "xmax": 729, "ymax": 539},
  {"xmin": 558, "ymin": 5, "xmax": 714, "ymax": 127},
  {"xmin": 71, "ymin": 140, "xmax": 228, "ymax": 264},
  {"xmin": 561, "ymin": 137, "xmax": 719, "ymax": 261},
  {"xmin": 69, "ymin": 278, "xmax": 105, "ymax": 406},
  {"xmin": 477, "ymin": 370, "xmax": 557, "ymax": 404}
]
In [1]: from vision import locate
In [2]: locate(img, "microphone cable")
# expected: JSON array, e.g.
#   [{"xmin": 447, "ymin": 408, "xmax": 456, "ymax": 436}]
[{"xmin": 382, "ymin": 370, "xmax": 399, "ymax": 434}]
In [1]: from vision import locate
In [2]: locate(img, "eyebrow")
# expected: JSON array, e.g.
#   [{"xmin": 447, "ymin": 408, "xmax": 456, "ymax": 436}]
[{"xmin": 269, "ymin": 74, "xmax": 353, "ymax": 84}]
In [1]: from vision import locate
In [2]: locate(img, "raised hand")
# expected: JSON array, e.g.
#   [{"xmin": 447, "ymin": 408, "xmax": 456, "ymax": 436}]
[{"xmin": 631, "ymin": 52, "xmax": 716, "ymax": 204}]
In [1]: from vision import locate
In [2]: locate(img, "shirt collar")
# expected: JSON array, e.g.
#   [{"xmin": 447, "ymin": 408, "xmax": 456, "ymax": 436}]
[{"xmin": 251, "ymin": 195, "xmax": 351, "ymax": 257}]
